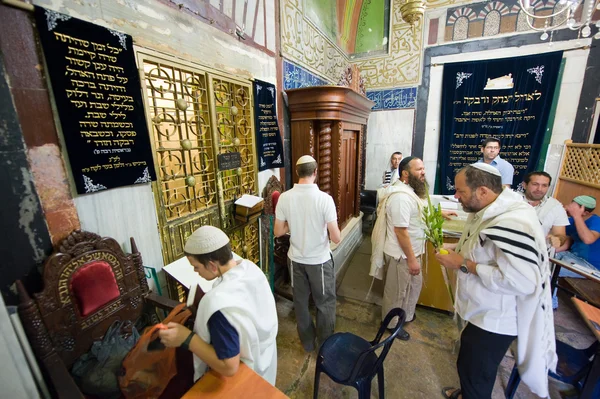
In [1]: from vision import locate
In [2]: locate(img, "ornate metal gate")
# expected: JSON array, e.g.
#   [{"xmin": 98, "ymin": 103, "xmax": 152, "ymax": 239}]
[{"xmin": 136, "ymin": 52, "xmax": 260, "ymax": 299}]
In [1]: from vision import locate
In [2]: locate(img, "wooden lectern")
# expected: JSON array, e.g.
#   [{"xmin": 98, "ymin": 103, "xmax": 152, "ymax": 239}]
[{"xmin": 285, "ymin": 81, "xmax": 374, "ymax": 228}]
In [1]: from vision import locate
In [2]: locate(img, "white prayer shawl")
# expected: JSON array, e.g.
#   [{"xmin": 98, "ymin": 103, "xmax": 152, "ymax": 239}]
[
  {"xmin": 456, "ymin": 189, "xmax": 557, "ymax": 397},
  {"xmin": 193, "ymin": 259, "xmax": 278, "ymax": 385},
  {"xmin": 370, "ymin": 182, "xmax": 422, "ymax": 279}
]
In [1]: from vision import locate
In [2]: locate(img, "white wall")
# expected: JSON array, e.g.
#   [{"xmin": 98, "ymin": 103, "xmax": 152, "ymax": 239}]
[
  {"xmin": 35, "ymin": 0, "xmax": 279, "ymax": 287},
  {"xmin": 422, "ymin": 39, "xmax": 590, "ymax": 192},
  {"xmin": 365, "ymin": 109, "xmax": 415, "ymax": 190}
]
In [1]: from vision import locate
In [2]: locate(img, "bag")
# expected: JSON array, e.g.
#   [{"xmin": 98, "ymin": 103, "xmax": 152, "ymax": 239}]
[
  {"xmin": 119, "ymin": 304, "xmax": 192, "ymax": 399},
  {"xmin": 71, "ymin": 320, "xmax": 140, "ymax": 398}
]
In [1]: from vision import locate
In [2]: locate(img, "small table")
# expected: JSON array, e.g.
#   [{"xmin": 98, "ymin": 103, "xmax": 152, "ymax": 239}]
[
  {"xmin": 181, "ymin": 363, "xmax": 288, "ymax": 398},
  {"xmin": 571, "ymin": 298, "xmax": 600, "ymax": 399},
  {"xmin": 550, "ymin": 258, "xmax": 600, "ymax": 306}
]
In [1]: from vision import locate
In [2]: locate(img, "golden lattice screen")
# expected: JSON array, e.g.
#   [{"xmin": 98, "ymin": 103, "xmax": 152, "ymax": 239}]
[{"xmin": 136, "ymin": 52, "xmax": 260, "ymax": 276}]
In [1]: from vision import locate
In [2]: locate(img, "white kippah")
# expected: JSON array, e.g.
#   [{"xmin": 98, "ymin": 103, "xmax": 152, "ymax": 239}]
[
  {"xmin": 296, "ymin": 155, "xmax": 316, "ymax": 165},
  {"xmin": 184, "ymin": 225, "xmax": 230, "ymax": 255},
  {"xmin": 471, "ymin": 162, "xmax": 502, "ymax": 177}
]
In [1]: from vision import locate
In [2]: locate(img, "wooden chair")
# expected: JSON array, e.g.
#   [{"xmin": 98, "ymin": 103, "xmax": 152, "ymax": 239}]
[
  {"xmin": 16, "ymin": 230, "xmax": 187, "ymax": 399},
  {"xmin": 261, "ymin": 176, "xmax": 290, "ymax": 288}
]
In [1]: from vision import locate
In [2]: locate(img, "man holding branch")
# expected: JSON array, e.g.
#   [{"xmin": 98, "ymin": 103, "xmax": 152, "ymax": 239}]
[{"xmin": 436, "ymin": 163, "xmax": 556, "ymax": 399}]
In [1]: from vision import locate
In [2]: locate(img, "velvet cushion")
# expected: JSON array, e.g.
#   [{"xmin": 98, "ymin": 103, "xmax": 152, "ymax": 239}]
[
  {"xmin": 272, "ymin": 191, "xmax": 280, "ymax": 212},
  {"xmin": 71, "ymin": 261, "xmax": 120, "ymax": 317}
]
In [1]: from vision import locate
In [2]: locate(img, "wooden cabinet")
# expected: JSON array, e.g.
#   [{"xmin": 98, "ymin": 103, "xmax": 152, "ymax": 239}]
[{"xmin": 285, "ymin": 87, "xmax": 374, "ymax": 228}]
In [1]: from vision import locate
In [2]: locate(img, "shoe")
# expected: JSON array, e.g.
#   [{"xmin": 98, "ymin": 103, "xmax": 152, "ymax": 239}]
[
  {"xmin": 441, "ymin": 387, "xmax": 461, "ymax": 399},
  {"xmin": 388, "ymin": 327, "xmax": 410, "ymax": 341}
]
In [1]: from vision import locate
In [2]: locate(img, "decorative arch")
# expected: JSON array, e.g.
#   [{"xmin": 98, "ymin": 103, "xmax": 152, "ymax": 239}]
[
  {"xmin": 478, "ymin": 1, "xmax": 510, "ymax": 19},
  {"xmin": 484, "ymin": 10, "xmax": 502, "ymax": 36},
  {"xmin": 515, "ymin": 9, "xmax": 531, "ymax": 32},
  {"xmin": 551, "ymin": 1, "xmax": 569, "ymax": 27},
  {"xmin": 453, "ymin": 16, "xmax": 470, "ymax": 41},
  {"xmin": 448, "ymin": 7, "xmax": 477, "ymax": 25}
]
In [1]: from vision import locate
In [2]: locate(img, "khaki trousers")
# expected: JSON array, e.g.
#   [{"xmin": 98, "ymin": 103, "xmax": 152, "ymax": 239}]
[{"xmin": 382, "ymin": 254, "xmax": 422, "ymax": 328}]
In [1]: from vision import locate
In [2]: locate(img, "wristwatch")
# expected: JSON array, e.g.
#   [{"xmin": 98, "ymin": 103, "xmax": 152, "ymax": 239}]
[
  {"xmin": 181, "ymin": 331, "xmax": 195, "ymax": 350},
  {"xmin": 459, "ymin": 259, "xmax": 470, "ymax": 274}
]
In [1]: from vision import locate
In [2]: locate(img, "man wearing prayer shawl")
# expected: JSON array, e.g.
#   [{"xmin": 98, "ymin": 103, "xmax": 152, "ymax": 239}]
[{"xmin": 437, "ymin": 163, "xmax": 556, "ymax": 399}]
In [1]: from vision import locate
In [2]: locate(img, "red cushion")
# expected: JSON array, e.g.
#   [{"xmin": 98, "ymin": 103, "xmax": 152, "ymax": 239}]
[
  {"xmin": 272, "ymin": 191, "xmax": 280, "ymax": 212},
  {"xmin": 70, "ymin": 261, "xmax": 120, "ymax": 317}
]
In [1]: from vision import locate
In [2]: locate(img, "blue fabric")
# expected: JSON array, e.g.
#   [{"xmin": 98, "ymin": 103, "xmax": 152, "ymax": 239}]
[
  {"xmin": 477, "ymin": 156, "xmax": 514, "ymax": 186},
  {"xmin": 566, "ymin": 215, "xmax": 600, "ymax": 269},
  {"xmin": 208, "ymin": 310, "xmax": 240, "ymax": 360}
]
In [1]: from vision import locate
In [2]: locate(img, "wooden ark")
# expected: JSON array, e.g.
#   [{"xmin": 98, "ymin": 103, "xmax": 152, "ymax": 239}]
[{"xmin": 285, "ymin": 86, "xmax": 374, "ymax": 228}]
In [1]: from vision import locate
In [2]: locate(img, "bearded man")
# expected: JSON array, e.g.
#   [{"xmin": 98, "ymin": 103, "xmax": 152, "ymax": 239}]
[
  {"xmin": 436, "ymin": 164, "xmax": 556, "ymax": 399},
  {"xmin": 370, "ymin": 156, "xmax": 455, "ymax": 340}
]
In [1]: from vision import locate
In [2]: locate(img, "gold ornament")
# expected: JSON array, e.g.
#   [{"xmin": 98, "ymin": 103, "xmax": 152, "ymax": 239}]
[
  {"xmin": 181, "ymin": 139, "xmax": 192, "ymax": 150},
  {"xmin": 185, "ymin": 176, "xmax": 196, "ymax": 187},
  {"xmin": 176, "ymin": 98, "xmax": 188, "ymax": 111},
  {"xmin": 400, "ymin": 0, "xmax": 425, "ymax": 26}
]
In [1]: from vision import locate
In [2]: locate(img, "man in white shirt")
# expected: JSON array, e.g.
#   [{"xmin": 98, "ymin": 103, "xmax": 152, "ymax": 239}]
[
  {"xmin": 377, "ymin": 156, "xmax": 455, "ymax": 340},
  {"xmin": 521, "ymin": 171, "xmax": 569, "ymax": 248},
  {"xmin": 436, "ymin": 164, "xmax": 556, "ymax": 399},
  {"xmin": 382, "ymin": 151, "xmax": 402, "ymax": 187},
  {"xmin": 274, "ymin": 155, "xmax": 341, "ymax": 352}
]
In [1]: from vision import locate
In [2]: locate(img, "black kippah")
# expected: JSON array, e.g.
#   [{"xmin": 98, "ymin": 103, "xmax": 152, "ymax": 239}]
[{"xmin": 399, "ymin": 156, "xmax": 416, "ymax": 171}]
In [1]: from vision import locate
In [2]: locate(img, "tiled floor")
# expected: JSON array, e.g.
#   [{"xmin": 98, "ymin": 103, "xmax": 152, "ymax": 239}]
[{"xmin": 274, "ymin": 234, "xmax": 596, "ymax": 398}]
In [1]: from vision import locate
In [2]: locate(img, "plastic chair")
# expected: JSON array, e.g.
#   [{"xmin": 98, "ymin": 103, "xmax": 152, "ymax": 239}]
[
  {"xmin": 313, "ymin": 308, "xmax": 406, "ymax": 399},
  {"xmin": 360, "ymin": 190, "xmax": 378, "ymax": 231},
  {"xmin": 505, "ymin": 340, "xmax": 599, "ymax": 399}
]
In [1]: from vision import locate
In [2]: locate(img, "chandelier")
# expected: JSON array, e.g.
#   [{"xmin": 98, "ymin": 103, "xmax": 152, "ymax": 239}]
[
  {"xmin": 400, "ymin": 0, "xmax": 426, "ymax": 27},
  {"xmin": 518, "ymin": 0, "xmax": 600, "ymax": 41}
]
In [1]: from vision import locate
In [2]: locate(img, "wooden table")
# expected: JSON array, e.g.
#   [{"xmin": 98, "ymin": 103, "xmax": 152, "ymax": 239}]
[
  {"xmin": 181, "ymin": 363, "xmax": 288, "ymax": 399},
  {"xmin": 550, "ymin": 257, "xmax": 600, "ymax": 307},
  {"xmin": 571, "ymin": 298, "xmax": 600, "ymax": 398}
]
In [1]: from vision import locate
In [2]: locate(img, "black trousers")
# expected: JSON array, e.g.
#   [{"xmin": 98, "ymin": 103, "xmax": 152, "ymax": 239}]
[{"xmin": 457, "ymin": 323, "xmax": 516, "ymax": 399}]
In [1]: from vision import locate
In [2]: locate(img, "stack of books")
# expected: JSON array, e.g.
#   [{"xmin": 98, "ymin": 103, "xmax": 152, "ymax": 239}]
[{"xmin": 234, "ymin": 194, "xmax": 264, "ymax": 222}]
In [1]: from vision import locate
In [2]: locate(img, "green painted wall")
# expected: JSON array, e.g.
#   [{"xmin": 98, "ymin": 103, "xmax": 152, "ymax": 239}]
[{"xmin": 355, "ymin": 0, "xmax": 386, "ymax": 54}]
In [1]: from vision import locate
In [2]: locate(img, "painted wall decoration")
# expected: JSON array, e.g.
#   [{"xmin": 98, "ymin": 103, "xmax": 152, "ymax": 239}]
[
  {"xmin": 439, "ymin": 52, "xmax": 563, "ymax": 194},
  {"xmin": 281, "ymin": 0, "xmax": 474, "ymax": 90},
  {"xmin": 367, "ymin": 87, "xmax": 417, "ymax": 110},
  {"xmin": 35, "ymin": 7, "xmax": 156, "ymax": 195},
  {"xmin": 283, "ymin": 59, "xmax": 329, "ymax": 90},
  {"xmin": 162, "ymin": 0, "xmax": 277, "ymax": 54},
  {"xmin": 445, "ymin": 0, "xmax": 600, "ymax": 42}
]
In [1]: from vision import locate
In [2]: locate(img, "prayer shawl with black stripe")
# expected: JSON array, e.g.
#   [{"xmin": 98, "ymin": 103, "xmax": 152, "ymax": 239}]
[{"xmin": 455, "ymin": 189, "xmax": 557, "ymax": 398}]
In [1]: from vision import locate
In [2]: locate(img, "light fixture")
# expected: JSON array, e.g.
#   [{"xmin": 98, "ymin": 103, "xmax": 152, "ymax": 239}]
[
  {"xmin": 518, "ymin": 0, "xmax": 600, "ymax": 43},
  {"xmin": 399, "ymin": 0, "xmax": 426, "ymax": 27}
]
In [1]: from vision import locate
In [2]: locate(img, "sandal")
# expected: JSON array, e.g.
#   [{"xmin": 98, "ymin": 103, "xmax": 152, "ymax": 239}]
[{"xmin": 441, "ymin": 387, "xmax": 461, "ymax": 399}]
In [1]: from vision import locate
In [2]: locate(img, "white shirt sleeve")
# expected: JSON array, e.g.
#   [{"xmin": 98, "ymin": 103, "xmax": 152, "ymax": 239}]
[
  {"xmin": 324, "ymin": 195, "xmax": 337, "ymax": 223},
  {"xmin": 553, "ymin": 206, "xmax": 570, "ymax": 227},
  {"xmin": 275, "ymin": 196, "xmax": 287, "ymax": 221}
]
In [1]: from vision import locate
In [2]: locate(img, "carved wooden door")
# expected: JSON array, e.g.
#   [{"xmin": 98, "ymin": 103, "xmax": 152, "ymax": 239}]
[{"xmin": 340, "ymin": 128, "xmax": 358, "ymax": 225}]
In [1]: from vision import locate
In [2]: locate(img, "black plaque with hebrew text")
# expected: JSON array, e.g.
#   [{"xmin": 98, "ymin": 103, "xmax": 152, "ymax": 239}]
[
  {"xmin": 218, "ymin": 152, "xmax": 242, "ymax": 171},
  {"xmin": 35, "ymin": 7, "xmax": 156, "ymax": 194}
]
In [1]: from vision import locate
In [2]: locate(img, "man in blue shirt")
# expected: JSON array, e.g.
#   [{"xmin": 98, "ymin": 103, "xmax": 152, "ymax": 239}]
[
  {"xmin": 556, "ymin": 195, "xmax": 600, "ymax": 271},
  {"xmin": 477, "ymin": 137, "xmax": 514, "ymax": 188},
  {"xmin": 552, "ymin": 195, "xmax": 600, "ymax": 308}
]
